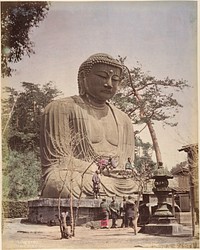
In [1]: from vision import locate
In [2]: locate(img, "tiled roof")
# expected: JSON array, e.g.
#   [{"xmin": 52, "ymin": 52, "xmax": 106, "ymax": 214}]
[
  {"xmin": 171, "ymin": 168, "xmax": 189, "ymax": 175},
  {"xmin": 170, "ymin": 161, "xmax": 188, "ymax": 175},
  {"xmin": 170, "ymin": 186, "xmax": 190, "ymax": 193}
]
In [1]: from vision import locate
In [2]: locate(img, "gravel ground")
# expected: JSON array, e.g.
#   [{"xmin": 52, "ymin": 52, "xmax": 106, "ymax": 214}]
[{"xmin": 2, "ymin": 218, "xmax": 199, "ymax": 249}]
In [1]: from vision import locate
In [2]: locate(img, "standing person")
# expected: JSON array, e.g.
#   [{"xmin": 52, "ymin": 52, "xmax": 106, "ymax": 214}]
[
  {"xmin": 100, "ymin": 198, "xmax": 110, "ymax": 229},
  {"xmin": 92, "ymin": 170, "xmax": 101, "ymax": 199},
  {"xmin": 120, "ymin": 196, "xmax": 128, "ymax": 228},
  {"xmin": 125, "ymin": 196, "xmax": 138, "ymax": 235},
  {"xmin": 107, "ymin": 157, "xmax": 117, "ymax": 171},
  {"xmin": 109, "ymin": 196, "xmax": 119, "ymax": 228},
  {"xmin": 60, "ymin": 210, "xmax": 71, "ymax": 239}
]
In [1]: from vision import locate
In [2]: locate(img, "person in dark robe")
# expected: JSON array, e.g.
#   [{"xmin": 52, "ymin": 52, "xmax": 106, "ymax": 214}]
[
  {"xmin": 109, "ymin": 196, "xmax": 119, "ymax": 228},
  {"xmin": 92, "ymin": 170, "xmax": 101, "ymax": 199},
  {"xmin": 100, "ymin": 198, "xmax": 110, "ymax": 228},
  {"xmin": 125, "ymin": 196, "xmax": 139, "ymax": 235},
  {"xmin": 120, "ymin": 196, "xmax": 128, "ymax": 228}
]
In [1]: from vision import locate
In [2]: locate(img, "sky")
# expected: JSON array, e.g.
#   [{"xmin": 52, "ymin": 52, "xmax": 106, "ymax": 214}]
[{"xmin": 3, "ymin": 1, "xmax": 198, "ymax": 169}]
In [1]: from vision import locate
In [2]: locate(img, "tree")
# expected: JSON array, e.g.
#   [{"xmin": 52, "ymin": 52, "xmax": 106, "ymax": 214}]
[
  {"xmin": 55, "ymin": 128, "xmax": 100, "ymax": 238},
  {"xmin": 2, "ymin": 81, "xmax": 62, "ymax": 152},
  {"xmin": 2, "ymin": 82, "xmax": 62, "ymax": 201},
  {"xmin": 112, "ymin": 57, "xmax": 189, "ymax": 164},
  {"xmin": 134, "ymin": 160, "xmax": 154, "ymax": 207},
  {"xmin": 1, "ymin": 1, "xmax": 50, "ymax": 77},
  {"xmin": 130, "ymin": 137, "xmax": 156, "ymax": 217}
]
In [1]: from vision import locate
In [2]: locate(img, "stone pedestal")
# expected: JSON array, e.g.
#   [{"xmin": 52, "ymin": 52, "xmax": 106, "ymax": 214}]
[
  {"xmin": 141, "ymin": 223, "xmax": 183, "ymax": 236},
  {"xmin": 28, "ymin": 198, "xmax": 102, "ymax": 225}
]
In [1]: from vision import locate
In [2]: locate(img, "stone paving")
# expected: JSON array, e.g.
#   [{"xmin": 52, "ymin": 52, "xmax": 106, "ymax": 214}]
[{"xmin": 2, "ymin": 218, "xmax": 199, "ymax": 249}]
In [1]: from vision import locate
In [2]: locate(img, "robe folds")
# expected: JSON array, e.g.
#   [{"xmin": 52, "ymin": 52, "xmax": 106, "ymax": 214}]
[{"xmin": 40, "ymin": 95, "xmax": 137, "ymax": 198}]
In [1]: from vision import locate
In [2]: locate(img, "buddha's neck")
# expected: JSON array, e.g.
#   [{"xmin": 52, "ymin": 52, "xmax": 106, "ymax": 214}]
[{"xmin": 82, "ymin": 95, "xmax": 108, "ymax": 110}]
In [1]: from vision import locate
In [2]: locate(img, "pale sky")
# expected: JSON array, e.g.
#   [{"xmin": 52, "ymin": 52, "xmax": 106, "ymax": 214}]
[{"xmin": 3, "ymin": 1, "xmax": 198, "ymax": 169}]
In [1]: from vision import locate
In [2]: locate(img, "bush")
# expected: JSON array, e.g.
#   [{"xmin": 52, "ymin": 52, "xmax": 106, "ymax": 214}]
[
  {"xmin": 2, "ymin": 150, "xmax": 41, "ymax": 200},
  {"xmin": 2, "ymin": 200, "xmax": 28, "ymax": 218}
]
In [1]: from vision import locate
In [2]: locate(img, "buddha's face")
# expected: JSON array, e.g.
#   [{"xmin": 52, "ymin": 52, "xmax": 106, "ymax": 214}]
[{"xmin": 85, "ymin": 63, "xmax": 121, "ymax": 102}]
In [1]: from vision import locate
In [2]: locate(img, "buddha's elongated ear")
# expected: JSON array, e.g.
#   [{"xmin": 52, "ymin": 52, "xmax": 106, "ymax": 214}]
[{"xmin": 78, "ymin": 71, "xmax": 87, "ymax": 96}]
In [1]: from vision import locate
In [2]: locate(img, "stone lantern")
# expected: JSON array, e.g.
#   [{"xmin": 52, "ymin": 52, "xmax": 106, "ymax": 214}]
[{"xmin": 140, "ymin": 162, "xmax": 183, "ymax": 235}]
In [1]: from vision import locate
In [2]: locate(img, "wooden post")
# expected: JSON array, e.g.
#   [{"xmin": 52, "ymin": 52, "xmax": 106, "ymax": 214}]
[
  {"xmin": 171, "ymin": 191, "xmax": 175, "ymax": 217},
  {"xmin": 188, "ymin": 150, "xmax": 195, "ymax": 237},
  {"xmin": 190, "ymin": 185, "xmax": 195, "ymax": 237},
  {"xmin": 178, "ymin": 144, "xmax": 198, "ymax": 237}
]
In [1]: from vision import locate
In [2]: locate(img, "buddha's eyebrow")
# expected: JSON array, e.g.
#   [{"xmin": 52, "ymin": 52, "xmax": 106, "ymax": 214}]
[
  {"xmin": 95, "ymin": 70, "xmax": 107, "ymax": 73},
  {"xmin": 96, "ymin": 70, "xmax": 120, "ymax": 76}
]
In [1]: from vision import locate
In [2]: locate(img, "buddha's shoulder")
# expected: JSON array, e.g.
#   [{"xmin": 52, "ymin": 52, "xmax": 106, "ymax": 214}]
[
  {"xmin": 109, "ymin": 103, "xmax": 131, "ymax": 120},
  {"xmin": 45, "ymin": 95, "xmax": 83, "ymax": 111}
]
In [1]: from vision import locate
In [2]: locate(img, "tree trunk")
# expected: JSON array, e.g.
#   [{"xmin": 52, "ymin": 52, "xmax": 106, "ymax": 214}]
[
  {"xmin": 146, "ymin": 121, "xmax": 162, "ymax": 163},
  {"xmin": 132, "ymin": 86, "xmax": 162, "ymax": 164},
  {"xmin": 58, "ymin": 195, "xmax": 63, "ymax": 238}
]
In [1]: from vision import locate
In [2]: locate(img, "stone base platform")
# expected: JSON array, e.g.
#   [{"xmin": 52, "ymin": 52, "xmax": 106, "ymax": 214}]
[
  {"xmin": 28, "ymin": 198, "xmax": 102, "ymax": 225},
  {"xmin": 139, "ymin": 223, "xmax": 184, "ymax": 236}
]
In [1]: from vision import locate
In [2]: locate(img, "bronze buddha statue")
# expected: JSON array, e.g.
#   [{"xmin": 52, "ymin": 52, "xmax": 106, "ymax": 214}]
[{"xmin": 40, "ymin": 53, "xmax": 136, "ymax": 198}]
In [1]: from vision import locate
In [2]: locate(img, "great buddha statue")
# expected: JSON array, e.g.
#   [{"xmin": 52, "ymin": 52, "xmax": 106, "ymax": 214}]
[{"xmin": 40, "ymin": 53, "xmax": 136, "ymax": 199}]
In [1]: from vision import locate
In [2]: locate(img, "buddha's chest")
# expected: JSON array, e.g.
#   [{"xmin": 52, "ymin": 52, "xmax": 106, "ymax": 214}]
[{"xmin": 86, "ymin": 109, "xmax": 119, "ymax": 146}]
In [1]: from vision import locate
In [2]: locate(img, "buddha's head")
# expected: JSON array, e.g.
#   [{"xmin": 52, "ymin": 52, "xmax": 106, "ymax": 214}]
[{"xmin": 78, "ymin": 53, "xmax": 122, "ymax": 102}]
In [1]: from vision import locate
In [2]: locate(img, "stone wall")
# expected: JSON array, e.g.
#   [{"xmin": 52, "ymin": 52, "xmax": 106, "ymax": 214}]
[{"xmin": 28, "ymin": 198, "xmax": 102, "ymax": 225}]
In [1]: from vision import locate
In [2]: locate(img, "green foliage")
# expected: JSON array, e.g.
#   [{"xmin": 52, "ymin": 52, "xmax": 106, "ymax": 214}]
[
  {"xmin": 2, "ymin": 81, "xmax": 63, "ymax": 201},
  {"xmin": 134, "ymin": 136, "xmax": 156, "ymax": 173},
  {"xmin": 2, "ymin": 81, "xmax": 62, "ymax": 152},
  {"xmin": 1, "ymin": 1, "xmax": 50, "ymax": 77},
  {"xmin": 2, "ymin": 150, "xmax": 41, "ymax": 200},
  {"xmin": 112, "ymin": 57, "xmax": 189, "ymax": 164}
]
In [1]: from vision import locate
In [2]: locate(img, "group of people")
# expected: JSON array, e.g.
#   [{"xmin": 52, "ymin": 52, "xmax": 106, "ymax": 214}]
[
  {"xmin": 99, "ymin": 196, "xmax": 138, "ymax": 235},
  {"xmin": 97, "ymin": 156, "xmax": 117, "ymax": 174},
  {"xmin": 92, "ymin": 157, "xmax": 136, "ymax": 199}
]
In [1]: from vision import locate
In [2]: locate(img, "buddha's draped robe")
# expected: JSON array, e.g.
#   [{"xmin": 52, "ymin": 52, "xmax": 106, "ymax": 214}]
[{"xmin": 40, "ymin": 95, "xmax": 137, "ymax": 198}]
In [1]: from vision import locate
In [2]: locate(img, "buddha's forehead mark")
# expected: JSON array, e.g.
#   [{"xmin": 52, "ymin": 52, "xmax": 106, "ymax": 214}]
[
  {"xmin": 95, "ymin": 67, "xmax": 119, "ymax": 77},
  {"xmin": 107, "ymin": 69, "xmax": 117, "ymax": 77}
]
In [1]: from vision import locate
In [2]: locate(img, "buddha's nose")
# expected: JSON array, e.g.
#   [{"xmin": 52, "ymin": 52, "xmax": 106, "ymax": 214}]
[{"xmin": 104, "ymin": 77, "xmax": 113, "ymax": 88}]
